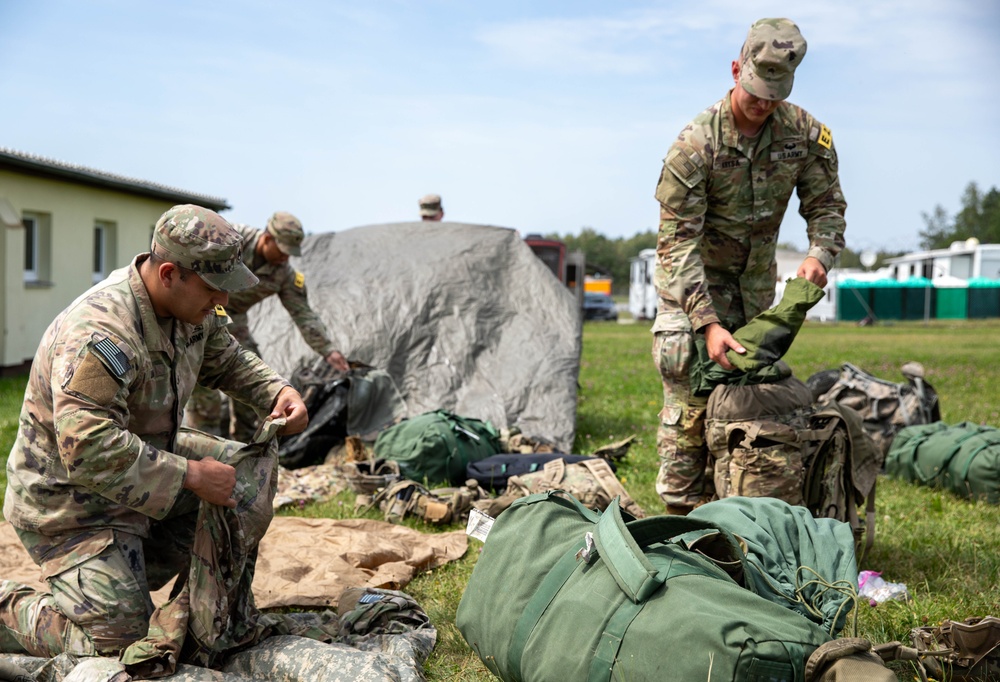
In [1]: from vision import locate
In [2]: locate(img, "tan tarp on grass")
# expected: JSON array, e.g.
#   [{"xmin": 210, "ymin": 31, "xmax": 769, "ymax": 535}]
[{"xmin": 0, "ymin": 517, "xmax": 467, "ymax": 610}]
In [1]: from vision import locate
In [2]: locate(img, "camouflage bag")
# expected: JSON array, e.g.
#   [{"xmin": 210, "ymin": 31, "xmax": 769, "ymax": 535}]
[
  {"xmin": 814, "ymin": 362, "xmax": 940, "ymax": 457},
  {"xmin": 368, "ymin": 479, "xmax": 491, "ymax": 524},
  {"xmin": 503, "ymin": 457, "xmax": 646, "ymax": 518},
  {"xmin": 707, "ymin": 379, "xmax": 883, "ymax": 556},
  {"xmin": 706, "ymin": 376, "xmax": 815, "ymax": 503}
]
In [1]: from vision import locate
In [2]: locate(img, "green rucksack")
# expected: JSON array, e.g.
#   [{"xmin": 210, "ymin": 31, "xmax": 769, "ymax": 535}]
[
  {"xmin": 373, "ymin": 410, "xmax": 501, "ymax": 486},
  {"xmin": 457, "ymin": 493, "xmax": 855, "ymax": 682},
  {"xmin": 885, "ymin": 421, "xmax": 1000, "ymax": 504}
]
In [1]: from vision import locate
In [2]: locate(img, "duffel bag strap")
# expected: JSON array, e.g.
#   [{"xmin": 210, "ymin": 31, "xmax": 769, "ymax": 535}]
[{"xmin": 592, "ymin": 502, "xmax": 749, "ymax": 603}]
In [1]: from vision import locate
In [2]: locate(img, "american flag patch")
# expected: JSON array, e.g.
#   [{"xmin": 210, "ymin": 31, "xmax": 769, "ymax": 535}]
[{"xmin": 93, "ymin": 338, "xmax": 131, "ymax": 377}]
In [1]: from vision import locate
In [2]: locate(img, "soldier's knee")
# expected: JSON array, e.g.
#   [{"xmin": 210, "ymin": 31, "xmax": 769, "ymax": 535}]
[{"xmin": 85, "ymin": 623, "xmax": 147, "ymax": 655}]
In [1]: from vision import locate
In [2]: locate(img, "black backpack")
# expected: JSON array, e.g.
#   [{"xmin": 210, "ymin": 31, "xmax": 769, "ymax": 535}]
[{"xmin": 466, "ymin": 453, "xmax": 610, "ymax": 493}]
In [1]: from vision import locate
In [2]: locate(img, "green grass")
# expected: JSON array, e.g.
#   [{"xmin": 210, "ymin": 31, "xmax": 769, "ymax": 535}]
[{"xmin": 2, "ymin": 320, "xmax": 999, "ymax": 679}]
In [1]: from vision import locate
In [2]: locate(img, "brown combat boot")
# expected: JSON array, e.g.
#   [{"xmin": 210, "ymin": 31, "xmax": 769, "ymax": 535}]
[{"xmin": 663, "ymin": 504, "xmax": 692, "ymax": 516}]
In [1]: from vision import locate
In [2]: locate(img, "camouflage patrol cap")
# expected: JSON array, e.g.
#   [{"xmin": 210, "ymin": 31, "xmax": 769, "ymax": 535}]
[
  {"xmin": 151, "ymin": 204, "xmax": 258, "ymax": 292},
  {"xmin": 739, "ymin": 18, "xmax": 807, "ymax": 101},
  {"xmin": 266, "ymin": 211, "xmax": 305, "ymax": 256},
  {"xmin": 418, "ymin": 194, "xmax": 443, "ymax": 218}
]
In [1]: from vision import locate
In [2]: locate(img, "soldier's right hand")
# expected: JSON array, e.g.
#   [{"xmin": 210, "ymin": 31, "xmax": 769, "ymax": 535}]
[
  {"xmin": 704, "ymin": 322, "xmax": 745, "ymax": 371},
  {"xmin": 184, "ymin": 457, "xmax": 237, "ymax": 508}
]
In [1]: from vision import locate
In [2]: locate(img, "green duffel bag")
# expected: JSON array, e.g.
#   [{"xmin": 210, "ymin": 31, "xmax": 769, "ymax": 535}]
[
  {"xmin": 885, "ymin": 421, "xmax": 1000, "ymax": 504},
  {"xmin": 456, "ymin": 492, "xmax": 840, "ymax": 682},
  {"xmin": 373, "ymin": 409, "xmax": 501, "ymax": 486}
]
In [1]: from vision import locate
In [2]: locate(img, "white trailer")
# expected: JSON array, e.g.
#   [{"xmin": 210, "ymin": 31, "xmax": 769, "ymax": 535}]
[{"xmin": 629, "ymin": 248, "xmax": 657, "ymax": 320}]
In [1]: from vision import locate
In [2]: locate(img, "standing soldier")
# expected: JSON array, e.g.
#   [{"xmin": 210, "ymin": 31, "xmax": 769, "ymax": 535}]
[
  {"xmin": 184, "ymin": 211, "xmax": 348, "ymax": 443},
  {"xmin": 1, "ymin": 205, "xmax": 308, "ymax": 656},
  {"xmin": 651, "ymin": 18, "xmax": 846, "ymax": 514}
]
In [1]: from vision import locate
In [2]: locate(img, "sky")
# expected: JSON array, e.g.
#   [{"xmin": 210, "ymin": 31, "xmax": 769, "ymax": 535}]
[{"xmin": 2, "ymin": 0, "xmax": 998, "ymax": 254}]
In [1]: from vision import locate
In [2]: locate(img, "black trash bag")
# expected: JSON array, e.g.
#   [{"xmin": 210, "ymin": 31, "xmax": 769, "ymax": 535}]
[{"xmin": 278, "ymin": 358, "xmax": 352, "ymax": 469}]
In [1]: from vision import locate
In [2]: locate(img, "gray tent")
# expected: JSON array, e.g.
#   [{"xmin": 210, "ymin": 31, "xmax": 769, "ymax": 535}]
[{"xmin": 248, "ymin": 221, "xmax": 581, "ymax": 452}]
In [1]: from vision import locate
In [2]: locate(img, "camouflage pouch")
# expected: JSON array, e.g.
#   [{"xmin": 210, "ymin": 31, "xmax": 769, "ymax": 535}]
[
  {"xmin": 911, "ymin": 616, "xmax": 1000, "ymax": 681},
  {"xmin": 336, "ymin": 587, "xmax": 433, "ymax": 640},
  {"xmin": 370, "ymin": 479, "xmax": 490, "ymax": 524},
  {"xmin": 723, "ymin": 419, "xmax": 807, "ymax": 505},
  {"xmin": 343, "ymin": 457, "xmax": 401, "ymax": 494},
  {"xmin": 506, "ymin": 457, "xmax": 646, "ymax": 518}
]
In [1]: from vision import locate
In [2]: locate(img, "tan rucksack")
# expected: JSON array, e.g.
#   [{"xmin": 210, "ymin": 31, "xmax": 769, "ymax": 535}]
[{"xmin": 706, "ymin": 377, "xmax": 883, "ymax": 556}]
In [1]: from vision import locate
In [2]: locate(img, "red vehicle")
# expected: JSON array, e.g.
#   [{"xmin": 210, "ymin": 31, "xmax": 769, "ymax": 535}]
[{"xmin": 523, "ymin": 235, "xmax": 566, "ymax": 283}]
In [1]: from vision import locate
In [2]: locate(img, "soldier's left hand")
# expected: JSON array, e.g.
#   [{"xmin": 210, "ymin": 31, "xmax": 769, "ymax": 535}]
[
  {"xmin": 325, "ymin": 350, "xmax": 349, "ymax": 372},
  {"xmin": 270, "ymin": 386, "xmax": 309, "ymax": 435},
  {"xmin": 797, "ymin": 257, "xmax": 828, "ymax": 288}
]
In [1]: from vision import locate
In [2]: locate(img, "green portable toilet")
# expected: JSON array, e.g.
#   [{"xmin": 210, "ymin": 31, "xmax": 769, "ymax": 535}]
[
  {"xmin": 872, "ymin": 278, "xmax": 904, "ymax": 320},
  {"xmin": 836, "ymin": 279, "xmax": 872, "ymax": 321},
  {"xmin": 900, "ymin": 277, "xmax": 933, "ymax": 320},
  {"xmin": 968, "ymin": 278, "xmax": 1000, "ymax": 318},
  {"xmin": 935, "ymin": 278, "xmax": 968, "ymax": 319}
]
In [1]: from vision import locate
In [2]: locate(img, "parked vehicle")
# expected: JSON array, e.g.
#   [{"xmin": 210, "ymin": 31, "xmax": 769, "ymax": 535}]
[
  {"xmin": 583, "ymin": 292, "xmax": 618, "ymax": 321},
  {"xmin": 629, "ymin": 248, "xmax": 657, "ymax": 320}
]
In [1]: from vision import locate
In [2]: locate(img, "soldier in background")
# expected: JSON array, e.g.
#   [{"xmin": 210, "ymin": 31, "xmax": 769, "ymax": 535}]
[
  {"xmin": 184, "ymin": 211, "xmax": 348, "ymax": 443},
  {"xmin": 419, "ymin": 194, "xmax": 444, "ymax": 221},
  {"xmin": 651, "ymin": 18, "xmax": 846, "ymax": 515},
  {"xmin": 0, "ymin": 204, "xmax": 308, "ymax": 656}
]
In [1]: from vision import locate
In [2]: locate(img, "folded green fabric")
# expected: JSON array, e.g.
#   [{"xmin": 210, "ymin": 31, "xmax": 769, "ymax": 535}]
[
  {"xmin": 690, "ymin": 277, "xmax": 824, "ymax": 397},
  {"xmin": 727, "ymin": 277, "xmax": 825, "ymax": 372}
]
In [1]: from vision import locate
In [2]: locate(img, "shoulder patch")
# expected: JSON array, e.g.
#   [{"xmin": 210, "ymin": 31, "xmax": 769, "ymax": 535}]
[
  {"xmin": 215, "ymin": 305, "xmax": 227, "ymax": 316},
  {"xmin": 817, "ymin": 124, "xmax": 832, "ymax": 150},
  {"xmin": 69, "ymin": 344, "xmax": 124, "ymax": 404},
  {"xmin": 92, "ymin": 337, "xmax": 131, "ymax": 377},
  {"xmin": 664, "ymin": 147, "xmax": 704, "ymax": 190},
  {"xmin": 294, "ymin": 271, "xmax": 305, "ymax": 289}
]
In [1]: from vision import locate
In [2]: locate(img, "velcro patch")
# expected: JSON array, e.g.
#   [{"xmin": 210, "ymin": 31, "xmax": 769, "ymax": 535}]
[
  {"xmin": 358, "ymin": 593, "xmax": 385, "ymax": 604},
  {"xmin": 294, "ymin": 272, "xmax": 305, "ymax": 289},
  {"xmin": 93, "ymin": 338, "xmax": 131, "ymax": 377},
  {"xmin": 817, "ymin": 124, "xmax": 832, "ymax": 149},
  {"xmin": 665, "ymin": 148, "xmax": 703, "ymax": 189},
  {"xmin": 68, "ymin": 350, "xmax": 121, "ymax": 404}
]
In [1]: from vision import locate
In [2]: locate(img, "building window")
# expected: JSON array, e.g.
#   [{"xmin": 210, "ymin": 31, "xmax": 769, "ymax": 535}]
[
  {"xmin": 93, "ymin": 221, "xmax": 117, "ymax": 283},
  {"xmin": 22, "ymin": 212, "xmax": 52, "ymax": 285},
  {"xmin": 23, "ymin": 216, "xmax": 39, "ymax": 282}
]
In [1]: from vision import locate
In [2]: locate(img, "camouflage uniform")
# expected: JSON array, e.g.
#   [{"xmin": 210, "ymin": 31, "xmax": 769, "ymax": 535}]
[
  {"xmin": 185, "ymin": 214, "xmax": 337, "ymax": 442},
  {"xmin": 1, "ymin": 205, "xmax": 290, "ymax": 657},
  {"xmin": 652, "ymin": 18, "xmax": 846, "ymax": 510}
]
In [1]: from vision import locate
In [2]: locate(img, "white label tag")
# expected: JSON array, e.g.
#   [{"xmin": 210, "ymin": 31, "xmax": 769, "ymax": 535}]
[{"xmin": 466, "ymin": 507, "xmax": 495, "ymax": 542}]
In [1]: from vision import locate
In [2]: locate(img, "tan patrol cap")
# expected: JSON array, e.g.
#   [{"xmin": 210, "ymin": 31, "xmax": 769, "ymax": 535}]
[
  {"xmin": 418, "ymin": 194, "xmax": 443, "ymax": 218},
  {"xmin": 739, "ymin": 18, "xmax": 807, "ymax": 101},
  {"xmin": 151, "ymin": 204, "xmax": 258, "ymax": 292},
  {"xmin": 266, "ymin": 211, "xmax": 305, "ymax": 256}
]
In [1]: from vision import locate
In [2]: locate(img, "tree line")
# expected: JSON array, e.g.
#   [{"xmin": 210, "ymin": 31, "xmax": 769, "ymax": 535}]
[
  {"xmin": 540, "ymin": 228, "xmax": 656, "ymax": 296},
  {"xmin": 544, "ymin": 181, "xmax": 998, "ymax": 295}
]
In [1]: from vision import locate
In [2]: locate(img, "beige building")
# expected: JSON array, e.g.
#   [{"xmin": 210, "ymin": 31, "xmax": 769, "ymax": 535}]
[{"xmin": 1, "ymin": 147, "xmax": 229, "ymax": 374}]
